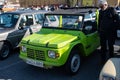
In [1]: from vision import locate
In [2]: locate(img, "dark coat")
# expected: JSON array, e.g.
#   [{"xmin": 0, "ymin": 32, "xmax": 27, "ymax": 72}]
[{"xmin": 98, "ymin": 7, "xmax": 119, "ymax": 38}]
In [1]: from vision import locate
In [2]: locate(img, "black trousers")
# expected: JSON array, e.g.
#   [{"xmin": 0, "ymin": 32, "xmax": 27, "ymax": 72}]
[{"xmin": 100, "ymin": 33, "xmax": 115, "ymax": 58}]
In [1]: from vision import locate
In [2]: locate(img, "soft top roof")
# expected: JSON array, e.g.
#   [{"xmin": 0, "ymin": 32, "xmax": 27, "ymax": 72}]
[
  {"xmin": 3, "ymin": 10, "xmax": 50, "ymax": 15},
  {"xmin": 45, "ymin": 7, "xmax": 98, "ymax": 15}
]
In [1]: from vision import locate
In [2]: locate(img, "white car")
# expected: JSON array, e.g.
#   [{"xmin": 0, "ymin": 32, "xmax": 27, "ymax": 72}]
[
  {"xmin": 0, "ymin": 10, "xmax": 52, "ymax": 60},
  {"xmin": 99, "ymin": 58, "xmax": 120, "ymax": 80}
]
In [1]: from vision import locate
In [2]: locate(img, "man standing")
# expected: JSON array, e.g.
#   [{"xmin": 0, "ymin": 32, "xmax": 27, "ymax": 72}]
[{"xmin": 98, "ymin": 0, "xmax": 119, "ymax": 63}]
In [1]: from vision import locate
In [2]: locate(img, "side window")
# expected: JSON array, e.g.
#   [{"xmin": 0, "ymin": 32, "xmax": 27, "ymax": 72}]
[
  {"xmin": 26, "ymin": 15, "xmax": 33, "ymax": 26},
  {"xmin": 19, "ymin": 15, "xmax": 26, "ymax": 27},
  {"xmin": 82, "ymin": 20, "xmax": 97, "ymax": 34},
  {"xmin": 35, "ymin": 14, "xmax": 44, "ymax": 25},
  {"xmin": 43, "ymin": 15, "xmax": 59, "ymax": 27},
  {"xmin": 44, "ymin": 17, "xmax": 49, "ymax": 27},
  {"xmin": 48, "ymin": 16, "xmax": 56, "ymax": 22},
  {"xmin": 19, "ymin": 15, "xmax": 34, "ymax": 27}
]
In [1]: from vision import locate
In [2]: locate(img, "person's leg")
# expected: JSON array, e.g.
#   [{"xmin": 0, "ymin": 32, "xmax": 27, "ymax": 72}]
[
  {"xmin": 100, "ymin": 34, "xmax": 107, "ymax": 63},
  {"xmin": 100, "ymin": 34, "xmax": 107, "ymax": 53},
  {"xmin": 108, "ymin": 37, "xmax": 115, "ymax": 58}
]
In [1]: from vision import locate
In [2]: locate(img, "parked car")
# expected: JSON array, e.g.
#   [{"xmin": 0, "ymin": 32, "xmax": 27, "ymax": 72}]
[
  {"xmin": 19, "ymin": 7, "xmax": 100, "ymax": 75},
  {"xmin": 0, "ymin": 10, "xmax": 50, "ymax": 60},
  {"xmin": 99, "ymin": 58, "xmax": 120, "ymax": 80}
]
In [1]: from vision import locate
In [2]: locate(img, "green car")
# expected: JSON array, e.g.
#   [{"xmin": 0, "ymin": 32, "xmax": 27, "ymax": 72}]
[{"xmin": 19, "ymin": 7, "xmax": 100, "ymax": 75}]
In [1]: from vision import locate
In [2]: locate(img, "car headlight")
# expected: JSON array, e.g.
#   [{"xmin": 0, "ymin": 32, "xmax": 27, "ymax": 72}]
[
  {"xmin": 21, "ymin": 46, "xmax": 27, "ymax": 52},
  {"xmin": 102, "ymin": 75, "xmax": 115, "ymax": 80},
  {"xmin": 48, "ymin": 50, "xmax": 59, "ymax": 59}
]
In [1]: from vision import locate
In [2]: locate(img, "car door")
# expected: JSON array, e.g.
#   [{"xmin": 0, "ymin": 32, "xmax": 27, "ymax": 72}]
[
  {"xmin": 83, "ymin": 20, "xmax": 99, "ymax": 54},
  {"xmin": 18, "ymin": 14, "xmax": 41, "ymax": 37},
  {"xmin": 25, "ymin": 14, "xmax": 41, "ymax": 34},
  {"xmin": 17, "ymin": 14, "xmax": 34, "ymax": 38},
  {"xmin": 12, "ymin": 14, "xmax": 40, "ymax": 47}
]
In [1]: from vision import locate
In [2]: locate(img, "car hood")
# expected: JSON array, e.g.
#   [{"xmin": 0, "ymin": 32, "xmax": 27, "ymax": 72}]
[{"xmin": 22, "ymin": 33, "xmax": 78, "ymax": 48}]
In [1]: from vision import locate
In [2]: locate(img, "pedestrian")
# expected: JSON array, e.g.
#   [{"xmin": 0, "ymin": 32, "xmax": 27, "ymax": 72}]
[{"xmin": 98, "ymin": 0, "xmax": 120, "ymax": 63}]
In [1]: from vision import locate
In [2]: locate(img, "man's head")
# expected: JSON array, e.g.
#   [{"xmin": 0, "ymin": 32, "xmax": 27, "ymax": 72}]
[{"xmin": 99, "ymin": 0, "xmax": 108, "ymax": 10}]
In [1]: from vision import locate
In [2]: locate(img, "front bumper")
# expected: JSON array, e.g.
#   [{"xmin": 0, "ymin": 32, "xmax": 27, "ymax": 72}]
[{"xmin": 19, "ymin": 44, "xmax": 70, "ymax": 68}]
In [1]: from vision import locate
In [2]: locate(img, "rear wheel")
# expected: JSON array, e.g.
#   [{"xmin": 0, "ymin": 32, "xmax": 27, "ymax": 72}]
[
  {"xmin": 0, "ymin": 42, "xmax": 11, "ymax": 60},
  {"xmin": 65, "ymin": 50, "xmax": 81, "ymax": 75}
]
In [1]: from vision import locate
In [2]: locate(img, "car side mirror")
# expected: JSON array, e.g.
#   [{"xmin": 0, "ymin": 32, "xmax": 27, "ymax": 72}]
[
  {"xmin": 18, "ymin": 26, "xmax": 23, "ymax": 30},
  {"xmin": 18, "ymin": 22, "xmax": 26, "ymax": 30}
]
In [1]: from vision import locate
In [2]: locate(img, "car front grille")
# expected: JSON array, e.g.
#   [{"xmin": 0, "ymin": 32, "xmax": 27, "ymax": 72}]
[{"xmin": 27, "ymin": 48, "xmax": 45, "ymax": 61}]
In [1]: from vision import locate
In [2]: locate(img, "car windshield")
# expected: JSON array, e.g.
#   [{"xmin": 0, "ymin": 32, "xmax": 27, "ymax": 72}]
[
  {"xmin": 85, "ymin": 14, "xmax": 91, "ymax": 19},
  {"xmin": 0, "ymin": 13, "xmax": 20, "ymax": 28},
  {"xmin": 43, "ymin": 14, "xmax": 83, "ymax": 30}
]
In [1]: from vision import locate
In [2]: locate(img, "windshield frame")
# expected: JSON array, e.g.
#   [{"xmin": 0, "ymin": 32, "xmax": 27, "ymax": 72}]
[{"xmin": 43, "ymin": 14, "xmax": 84, "ymax": 31}]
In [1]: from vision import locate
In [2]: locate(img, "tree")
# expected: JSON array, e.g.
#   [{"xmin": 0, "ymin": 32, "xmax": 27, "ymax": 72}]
[{"xmin": 68, "ymin": 0, "xmax": 78, "ymax": 7}]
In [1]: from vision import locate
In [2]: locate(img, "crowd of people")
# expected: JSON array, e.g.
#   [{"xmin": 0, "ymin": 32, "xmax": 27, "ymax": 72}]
[
  {"xmin": 28, "ymin": 4, "xmax": 70, "ymax": 11},
  {"xmin": 28, "ymin": 3, "xmax": 120, "ymax": 11}
]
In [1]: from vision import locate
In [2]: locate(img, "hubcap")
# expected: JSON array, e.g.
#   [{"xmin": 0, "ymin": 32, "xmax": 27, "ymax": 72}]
[{"xmin": 71, "ymin": 54, "xmax": 80, "ymax": 73}]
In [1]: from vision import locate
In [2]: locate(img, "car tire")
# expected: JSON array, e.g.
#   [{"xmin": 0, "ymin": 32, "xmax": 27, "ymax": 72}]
[
  {"xmin": 65, "ymin": 50, "xmax": 81, "ymax": 75},
  {"xmin": 0, "ymin": 42, "xmax": 11, "ymax": 60}
]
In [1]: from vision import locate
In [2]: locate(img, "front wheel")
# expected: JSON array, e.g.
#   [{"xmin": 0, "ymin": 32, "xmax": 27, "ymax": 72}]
[
  {"xmin": 0, "ymin": 42, "xmax": 11, "ymax": 60},
  {"xmin": 65, "ymin": 51, "xmax": 81, "ymax": 75}
]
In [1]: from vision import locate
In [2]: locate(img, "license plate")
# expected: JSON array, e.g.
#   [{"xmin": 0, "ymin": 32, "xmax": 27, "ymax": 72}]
[{"xmin": 26, "ymin": 59, "xmax": 44, "ymax": 67}]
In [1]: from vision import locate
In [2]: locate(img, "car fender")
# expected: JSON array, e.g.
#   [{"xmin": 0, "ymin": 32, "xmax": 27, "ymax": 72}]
[{"xmin": 63, "ymin": 41, "xmax": 85, "ymax": 65}]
